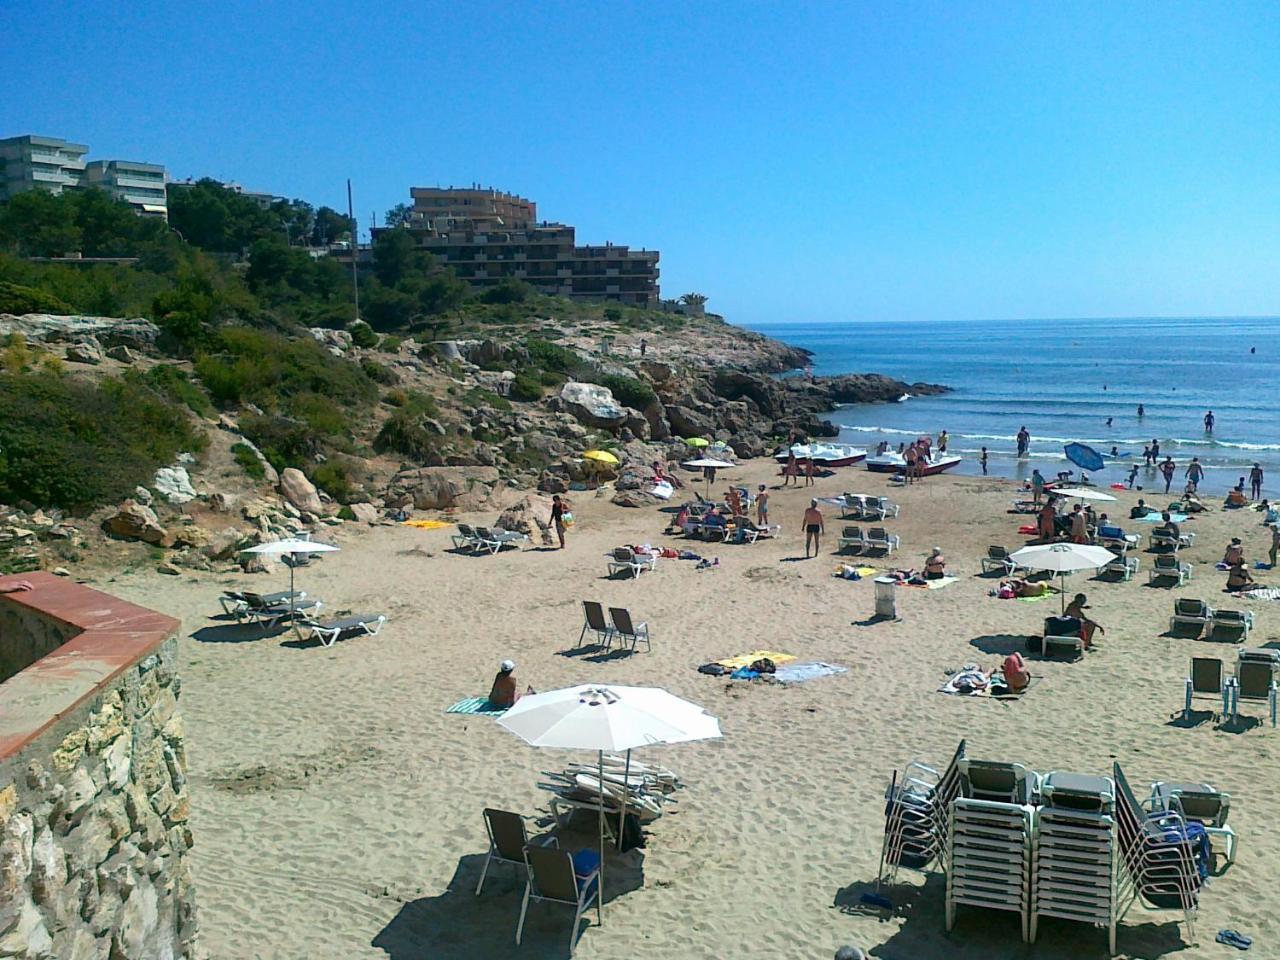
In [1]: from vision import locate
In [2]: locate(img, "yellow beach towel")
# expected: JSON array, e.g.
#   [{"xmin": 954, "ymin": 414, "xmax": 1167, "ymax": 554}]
[
  {"xmin": 716, "ymin": 650, "xmax": 797, "ymax": 670},
  {"xmin": 402, "ymin": 519, "xmax": 452, "ymax": 530}
]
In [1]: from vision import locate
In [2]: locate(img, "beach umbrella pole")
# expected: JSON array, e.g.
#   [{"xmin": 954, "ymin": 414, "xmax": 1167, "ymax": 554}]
[
  {"xmin": 598, "ymin": 750, "xmax": 606, "ymax": 924},
  {"xmin": 618, "ymin": 750, "xmax": 632, "ymax": 851}
]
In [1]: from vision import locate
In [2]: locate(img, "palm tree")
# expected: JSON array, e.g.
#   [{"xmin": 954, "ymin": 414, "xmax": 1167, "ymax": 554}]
[{"xmin": 679, "ymin": 292, "xmax": 708, "ymax": 307}]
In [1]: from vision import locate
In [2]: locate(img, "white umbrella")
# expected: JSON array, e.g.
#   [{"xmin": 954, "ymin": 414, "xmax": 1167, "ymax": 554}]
[
  {"xmin": 681, "ymin": 458, "xmax": 735, "ymax": 494},
  {"xmin": 498, "ymin": 684, "xmax": 721, "ymax": 920},
  {"xmin": 242, "ymin": 538, "xmax": 339, "ymax": 618},
  {"xmin": 1008, "ymin": 542, "xmax": 1116, "ymax": 612},
  {"xmin": 1051, "ymin": 487, "xmax": 1116, "ymax": 502}
]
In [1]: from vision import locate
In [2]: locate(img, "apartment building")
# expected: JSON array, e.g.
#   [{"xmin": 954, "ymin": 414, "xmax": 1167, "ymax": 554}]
[
  {"xmin": 0, "ymin": 134, "xmax": 167, "ymax": 217},
  {"xmin": 85, "ymin": 160, "xmax": 168, "ymax": 217},
  {"xmin": 0, "ymin": 135, "xmax": 89, "ymax": 200},
  {"xmin": 377, "ymin": 186, "xmax": 660, "ymax": 305}
]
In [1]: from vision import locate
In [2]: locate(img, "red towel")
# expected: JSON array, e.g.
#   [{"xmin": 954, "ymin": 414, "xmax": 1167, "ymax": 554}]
[{"xmin": 1018, "ymin": 524, "xmax": 1037, "ymax": 535}]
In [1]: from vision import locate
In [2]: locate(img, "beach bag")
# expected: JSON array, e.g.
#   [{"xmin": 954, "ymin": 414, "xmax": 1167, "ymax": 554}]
[
  {"xmin": 697, "ymin": 663, "xmax": 728, "ymax": 676},
  {"xmin": 748, "ymin": 658, "xmax": 776, "ymax": 674},
  {"xmin": 560, "ymin": 511, "xmax": 574, "ymax": 527}
]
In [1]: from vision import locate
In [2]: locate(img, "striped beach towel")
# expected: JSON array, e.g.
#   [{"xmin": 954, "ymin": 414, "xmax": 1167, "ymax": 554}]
[{"xmin": 445, "ymin": 697, "xmax": 508, "ymax": 716}]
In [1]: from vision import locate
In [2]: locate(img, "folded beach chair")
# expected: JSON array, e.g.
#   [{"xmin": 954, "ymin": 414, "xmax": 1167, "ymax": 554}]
[
  {"xmin": 945, "ymin": 797, "xmax": 1034, "ymax": 943},
  {"xmin": 838, "ymin": 525, "xmax": 866, "ymax": 554},
  {"xmin": 957, "ymin": 758, "xmax": 1040, "ymax": 804},
  {"xmin": 1041, "ymin": 615, "xmax": 1085, "ymax": 659},
  {"xmin": 608, "ymin": 607, "xmax": 651, "ymax": 652},
  {"xmin": 1170, "ymin": 598, "xmax": 1213, "ymax": 636},
  {"xmin": 578, "ymin": 601, "xmax": 616, "ymax": 648},
  {"xmin": 475, "ymin": 808, "xmax": 555, "ymax": 896},
  {"xmin": 607, "ymin": 547, "xmax": 656, "ymax": 579},
  {"xmin": 735, "ymin": 517, "xmax": 780, "ymax": 544},
  {"xmin": 879, "ymin": 740, "xmax": 966, "ymax": 886},
  {"xmin": 865, "ymin": 526, "xmax": 900, "ymax": 555},
  {"xmin": 1183, "ymin": 656, "xmax": 1229, "ymax": 721},
  {"xmin": 1149, "ymin": 782, "xmax": 1236, "ymax": 864},
  {"xmin": 1209, "ymin": 608, "xmax": 1253, "ymax": 642},
  {"xmin": 1148, "ymin": 554, "xmax": 1191, "ymax": 586},
  {"xmin": 452, "ymin": 523, "xmax": 480, "ymax": 551},
  {"xmin": 1229, "ymin": 656, "xmax": 1277, "ymax": 727},
  {"xmin": 980, "ymin": 545, "xmax": 1022, "ymax": 575},
  {"xmin": 516, "ymin": 845, "xmax": 601, "ymax": 956},
  {"xmin": 219, "ymin": 589, "xmax": 306, "ymax": 620},
  {"xmin": 297, "ymin": 612, "xmax": 385, "ymax": 647},
  {"xmin": 1113, "ymin": 763, "xmax": 1203, "ymax": 946}
]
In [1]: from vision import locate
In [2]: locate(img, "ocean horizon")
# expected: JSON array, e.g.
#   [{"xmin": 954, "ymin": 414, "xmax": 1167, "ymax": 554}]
[{"xmin": 748, "ymin": 315, "xmax": 1280, "ymax": 494}]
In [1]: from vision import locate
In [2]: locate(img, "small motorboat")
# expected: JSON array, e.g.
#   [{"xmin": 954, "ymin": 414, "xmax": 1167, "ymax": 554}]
[
  {"xmin": 865, "ymin": 452, "xmax": 962, "ymax": 475},
  {"xmin": 773, "ymin": 443, "xmax": 868, "ymax": 468}
]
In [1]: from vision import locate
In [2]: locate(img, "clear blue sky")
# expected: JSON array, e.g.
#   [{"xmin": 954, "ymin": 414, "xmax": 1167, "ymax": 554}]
[{"xmin": 4, "ymin": 1, "xmax": 1279, "ymax": 324}]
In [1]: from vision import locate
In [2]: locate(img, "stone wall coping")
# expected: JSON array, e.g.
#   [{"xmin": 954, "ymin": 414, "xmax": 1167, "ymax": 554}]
[{"xmin": 0, "ymin": 571, "xmax": 179, "ymax": 759}]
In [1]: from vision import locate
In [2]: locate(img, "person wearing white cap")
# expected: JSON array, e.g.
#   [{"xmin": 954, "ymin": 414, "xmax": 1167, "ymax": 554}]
[
  {"xmin": 924, "ymin": 546, "xmax": 947, "ymax": 580},
  {"xmin": 488, "ymin": 660, "xmax": 534, "ymax": 708}
]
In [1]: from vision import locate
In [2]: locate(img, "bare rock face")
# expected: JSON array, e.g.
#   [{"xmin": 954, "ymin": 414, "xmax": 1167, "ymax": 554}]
[
  {"xmin": 612, "ymin": 489, "xmax": 660, "ymax": 508},
  {"xmin": 105, "ymin": 345, "xmax": 137, "ymax": 363},
  {"xmin": 0, "ymin": 313, "xmax": 160, "ymax": 350},
  {"xmin": 559, "ymin": 382, "xmax": 626, "ymax": 428},
  {"xmin": 348, "ymin": 503, "xmax": 378, "ymax": 524},
  {"xmin": 65, "ymin": 339, "xmax": 103, "ymax": 365},
  {"xmin": 152, "ymin": 467, "xmax": 196, "ymax": 504},
  {"xmin": 389, "ymin": 466, "xmax": 501, "ymax": 511},
  {"xmin": 103, "ymin": 501, "xmax": 168, "ymax": 545},
  {"xmin": 496, "ymin": 493, "xmax": 554, "ymax": 543},
  {"xmin": 278, "ymin": 469, "xmax": 323, "ymax": 515}
]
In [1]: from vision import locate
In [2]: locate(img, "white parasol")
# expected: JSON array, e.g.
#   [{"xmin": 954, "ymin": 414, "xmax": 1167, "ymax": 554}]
[
  {"xmin": 498, "ymin": 685, "xmax": 721, "ymax": 921},
  {"xmin": 1008, "ymin": 542, "xmax": 1116, "ymax": 612},
  {"xmin": 242, "ymin": 538, "xmax": 339, "ymax": 618},
  {"xmin": 1050, "ymin": 487, "xmax": 1116, "ymax": 502}
]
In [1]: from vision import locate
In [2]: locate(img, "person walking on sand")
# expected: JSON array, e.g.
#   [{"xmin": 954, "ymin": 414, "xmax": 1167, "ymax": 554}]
[
  {"xmin": 802, "ymin": 498, "xmax": 825, "ymax": 558},
  {"xmin": 1270, "ymin": 524, "xmax": 1280, "ymax": 568},
  {"xmin": 980, "ymin": 446, "xmax": 989, "ymax": 475},
  {"xmin": 1250, "ymin": 462, "xmax": 1264, "ymax": 500},
  {"xmin": 1160, "ymin": 456, "xmax": 1176, "ymax": 493},
  {"xmin": 1185, "ymin": 457, "xmax": 1205, "ymax": 491},
  {"xmin": 904, "ymin": 443, "xmax": 919, "ymax": 484},
  {"xmin": 756, "ymin": 485, "xmax": 770, "ymax": 526},
  {"xmin": 1204, "ymin": 410, "xmax": 1215, "ymax": 433},
  {"xmin": 1070, "ymin": 503, "xmax": 1089, "ymax": 544},
  {"xmin": 784, "ymin": 450, "xmax": 798, "ymax": 487},
  {"xmin": 805, "ymin": 456, "xmax": 815, "ymax": 487},
  {"xmin": 549, "ymin": 494, "xmax": 569, "ymax": 549},
  {"xmin": 1031, "ymin": 468, "xmax": 1046, "ymax": 505}
]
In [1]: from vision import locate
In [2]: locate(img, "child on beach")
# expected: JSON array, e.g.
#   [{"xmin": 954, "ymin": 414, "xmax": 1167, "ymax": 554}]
[{"xmin": 756, "ymin": 485, "xmax": 770, "ymax": 526}]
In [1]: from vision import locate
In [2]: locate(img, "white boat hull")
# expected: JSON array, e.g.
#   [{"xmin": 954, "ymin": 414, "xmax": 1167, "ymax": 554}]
[
  {"xmin": 774, "ymin": 443, "xmax": 867, "ymax": 468},
  {"xmin": 865, "ymin": 453, "xmax": 961, "ymax": 475}
]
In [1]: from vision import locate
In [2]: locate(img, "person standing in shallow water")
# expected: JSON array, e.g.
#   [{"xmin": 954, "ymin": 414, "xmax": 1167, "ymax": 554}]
[
  {"xmin": 980, "ymin": 447, "xmax": 988, "ymax": 475},
  {"xmin": 1204, "ymin": 410, "xmax": 1215, "ymax": 433}
]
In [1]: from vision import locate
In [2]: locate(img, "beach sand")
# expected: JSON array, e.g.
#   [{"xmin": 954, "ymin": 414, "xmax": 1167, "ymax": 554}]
[{"xmin": 98, "ymin": 461, "xmax": 1280, "ymax": 959}]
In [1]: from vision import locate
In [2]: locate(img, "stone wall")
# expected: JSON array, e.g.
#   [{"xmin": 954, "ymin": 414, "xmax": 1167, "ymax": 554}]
[
  {"xmin": 0, "ymin": 604, "xmax": 75, "ymax": 686},
  {"xmin": 0, "ymin": 574, "xmax": 197, "ymax": 959}
]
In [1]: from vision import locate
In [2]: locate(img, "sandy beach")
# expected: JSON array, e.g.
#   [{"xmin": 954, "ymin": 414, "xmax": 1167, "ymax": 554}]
[{"xmin": 96, "ymin": 459, "xmax": 1280, "ymax": 959}]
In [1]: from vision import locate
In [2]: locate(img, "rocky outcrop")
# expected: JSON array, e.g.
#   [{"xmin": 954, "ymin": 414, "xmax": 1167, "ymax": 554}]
[
  {"xmin": 387, "ymin": 466, "xmax": 501, "ymax": 511},
  {"xmin": 278, "ymin": 469, "xmax": 323, "ymax": 516},
  {"xmin": 558, "ymin": 381, "xmax": 627, "ymax": 428},
  {"xmin": 153, "ymin": 467, "xmax": 196, "ymax": 504},
  {"xmin": 495, "ymin": 493, "xmax": 555, "ymax": 544},
  {"xmin": 0, "ymin": 313, "xmax": 160, "ymax": 350},
  {"xmin": 103, "ymin": 501, "xmax": 168, "ymax": 545},
  {"xmin": 65, "ymin": 338, "xmax": 104, "ymax": 365}
]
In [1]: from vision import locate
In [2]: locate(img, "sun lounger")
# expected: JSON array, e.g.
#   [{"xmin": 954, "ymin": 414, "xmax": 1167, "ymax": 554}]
[
  {"xmin": 608, "ymin": 607, "xmax": 650, "ymax": 652},
  {"xmin": 476, "ymin": 808, "xmax": 555, "ymax": 896},
  {"xmin": 452, "ymin": 523, "xmax": 480, "ymax": 551},
  {"xmin": 246, "ymin": 596, "xmax": 323, "ymax": 631},
  {"xmin": 865, "ymin": 526, "xmax": 900, "ymax": 554},
  {"xmin": 516, "ymin": 845, "xmax": 600, "ymax": 956},
  {"xmin": 875, "ymin": 497, "xmax": 901, "ymax": 519},
  {"xmin": 957, "ymin": 759, "xmax": 1040, "ymax": 804},
  {"xmin": 838, "ymin": 494, "xmax": 867, "ymax": 519},
  {"xmin": 1229, "ymin": 655, "xmax": 1277, "ymax": 726},
  {"xmin": 1170, "ymin": 599, "xmax": 1213, "ymax": 636},
  {"xmin": 578, "ymin": 601, "xmax": 616, "ymax": 647},
  {"xmin": 945, "ymin": 797, "xmax": 1034, "ymax": 943},
  {"xmin": 1183, "ymin": 656, "xmax": 1230, "ymax": 721},
  {"xmin": 219, "ymin": 589, "xmax": 306, "ymax": 620},
  {"xmin": 1012, "ymin": 498, "xmax": 1039, "ymax": 514},
  {"xmin": 1148, "ymin": 554, "xmax": 1191, "ymax": 585},
  {"xmin": 1150, "ymin": 782, "xmax": 1236, "ymax": 864},
  {"xmin": 607, "ymin": 547, "xmax": 657, "ymax": 579},
  {"xmin": 981, "ymin": 545, "xmax": 1025, "ymax": 575},
  {"xmin": 297, "ymin": 613, "xmax": 385, "ymax": 647},
  {"xmin": 1038, "ymin": 615, "xmax": 1085, "ymax": 659},
  {"xmin": 838, "ymin": 525, "xmax": 866, "ymax": 554},
  {"xmin": 735, "ymin": 517, "xmax": 780, "ymax": 543},
  {"xmin": 473, "ymin": 527, "xmax": 527, "ymax": 554},
  {"xmin": 1151, "ymin": 528, "xmax": 1195, "ymax": 551},
  {"xmin": 1097, "ymin": 550, "xmax": 1139, "ymax": 580},
  {"xmin": 1209, "ymin": 608, "xmax": 1253, "ymax": 642},
  {"xmin": 879, "ymin": 740, "xmax": 966, "ymax": 886}
]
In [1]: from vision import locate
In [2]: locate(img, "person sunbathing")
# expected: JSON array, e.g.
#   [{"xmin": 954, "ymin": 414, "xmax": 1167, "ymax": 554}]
[
  {"xmin": 1227, "ymin": 562, "xmax": 1263, "ymax": 593},
  {"xmin": 1261, "ymin": 500, "xmax": 1280, "ymax": 524},
  {"xmin": 1223, "ymin": 538, "xmax": 1245, "ymax": 566},
  {"xmin": 923, "ymin": 547, "xmax": 947, "ymax": 579},
  {"xmin": 1000, "ymin": 578, "xmax": 1052, "ymax": 598}
]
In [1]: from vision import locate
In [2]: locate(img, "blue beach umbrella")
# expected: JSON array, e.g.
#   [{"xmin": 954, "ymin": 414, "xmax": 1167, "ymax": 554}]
[{"xmin": 1064, "ymin": 442, "xmax": 1105, "ymax": 472}]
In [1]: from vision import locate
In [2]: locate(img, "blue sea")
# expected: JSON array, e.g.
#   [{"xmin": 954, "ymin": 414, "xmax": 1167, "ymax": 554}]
[{"xmin": 748, "ymin": 316, "xmax": 1280, "ymax": 495}]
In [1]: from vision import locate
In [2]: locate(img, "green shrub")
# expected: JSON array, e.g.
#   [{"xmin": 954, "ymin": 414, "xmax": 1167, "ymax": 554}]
[
  {"xmin": 379, "ymin": 335, "xmax": 402, "ymax": 352},
  {"xmin": 593, "ymin": 373, "xmax": 655, "ymax": 410},
  {"xmin": 0, "ymin": 371, "xmax": 204, "ymax": 512},
  {"xmin": 0, "ymin": 281, "xmax": 74, "ymax": 315},
  {"xmin": 509, "ymin": 373, "xmax": 544, "ymax": 402},
  {"xmin": 375, "ymin": 411, "xmax": 441, "ymax": 462},
  {"xmin": 309, "ymin": 461, "xmax": 352, "ymax": 502},
  {"xmin": 481, "ymin": 278, "xmax": 532, "ymax": 304},
  {"xmin": 231, "ymin": 442, "xmax": 266, "ymax": 480},
  {"xmin": 383, "ymin": 387, "xmax": 409, "ymax": 407},
  {"xmin": 360, "ymin": 358, "xmax": 399, "ymax": 385},
  {"xmin": 463, "ymin": 387, "xmax": 511, "ymax": 411},
  {"xmin": 131, "ymin": 365, "xmax": 213, "ymax": 416},
  {"xmin": 349, "ymin": 321, "xmax": 378, "ymax": 349},
  {"xmin": 538, "ymin": 369, "xmax": 564, "ymax": 387},
  {"xmin": 525, "ymin": 338, "xmax": 581, "ymax": 374},
  {"xmin": 238, "ymin": 414, "xmax": 320, "ymax": 472}
]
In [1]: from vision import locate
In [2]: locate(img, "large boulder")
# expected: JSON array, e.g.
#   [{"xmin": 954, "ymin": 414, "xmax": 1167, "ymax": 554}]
[
  {"xmin": 612, "ymin": 489, "xmax": 660, "ymax": 508},
  {"xmin": 665, "ymin": 404, "xmax": 716, "ymax": 438},
  {"xmin": 496, "ymin": 493, "xmax": 555, "ymax": 544},
  {"xmin": 103, "ymin": 501, "xmax": 168, "ymax": 545},
  {"xmin": 279, "ymin": 468, "xmax": 323, "ymax": 515},
  {"xmin": 559, "ymin": 382, "xmax": 626, "ymax": 428},
  {"xmin": 153, "ymin": 466, "xmax": 196, "ymax": 504},
  {"xmin": 65, "ymin": 339, "xmax": 103, "ymax": 365},
  {"xmin": 348, "ymin": 502, "xmax": 378, "ymax": 524},
  {"xmin": 391, "ymin": 466, "xmax": 501, "ymax": 511},
  {"xmin": 0, "ymin": 313, "xmax": 160, "ymax": 350}
]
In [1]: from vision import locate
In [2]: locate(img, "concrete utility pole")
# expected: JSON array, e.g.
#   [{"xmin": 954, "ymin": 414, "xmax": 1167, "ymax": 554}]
[{"xmin": 347, "ymin": 179, "xmax": 361, "ymax": 322}]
